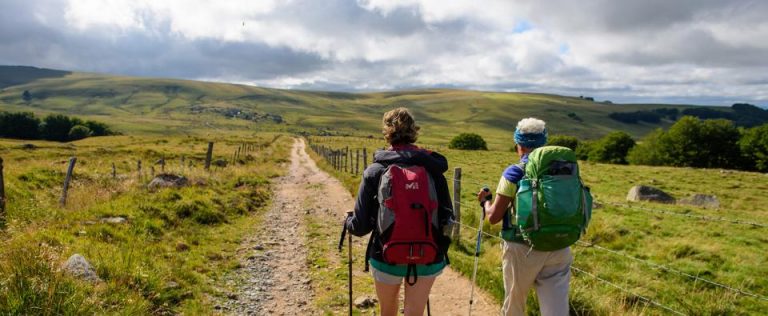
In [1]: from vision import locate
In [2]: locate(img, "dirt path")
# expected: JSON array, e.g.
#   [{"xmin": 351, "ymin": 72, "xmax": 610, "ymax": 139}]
[{"xmin": 223, "ymin": 138, "xmax": 498, "ymax": 315}]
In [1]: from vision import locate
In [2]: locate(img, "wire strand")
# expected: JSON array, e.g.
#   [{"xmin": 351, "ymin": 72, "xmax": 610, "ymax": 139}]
[
  {"xmin": 570, "ymin": 266, "xmax": 686, "ymax": 316},
  {"xmin": 604, "ymin": 201, "xmax": 768, "ymax": 228},
  {"xmin": 576, "ymin": 241, "xmax": 768, "ymax": 302}
]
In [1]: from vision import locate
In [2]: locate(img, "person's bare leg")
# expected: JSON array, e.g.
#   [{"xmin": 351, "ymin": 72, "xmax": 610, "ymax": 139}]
[
  {"xmin": 403, "ymin": 276, "xmax": 437, "ymax": 316},
  {"xmin": 375, "ymin": 280, "xmax": 402, "ymax": 316}
]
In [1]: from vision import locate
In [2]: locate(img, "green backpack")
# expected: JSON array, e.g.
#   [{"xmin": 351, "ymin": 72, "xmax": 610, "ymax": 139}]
[{"xmin": 512, "ymin": 146, "xmax": 592, "ymax": 251}]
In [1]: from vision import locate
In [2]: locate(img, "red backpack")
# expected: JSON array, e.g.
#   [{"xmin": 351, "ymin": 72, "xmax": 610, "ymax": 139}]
[{"xmin": 377, "ymin": 163, "xmax": 439, "ymax": 284}]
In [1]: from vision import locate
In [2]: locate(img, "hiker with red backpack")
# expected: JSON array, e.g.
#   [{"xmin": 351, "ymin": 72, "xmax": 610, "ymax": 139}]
[
  {"xmin": 477, "ymin": 118, "xmax": 592, "ymax": 316},
  {"xmin": 344, "ymin": 107, "xmax": 454, "ymax": 316}
]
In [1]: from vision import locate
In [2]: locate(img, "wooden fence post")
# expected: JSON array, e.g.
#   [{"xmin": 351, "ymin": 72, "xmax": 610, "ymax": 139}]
[
  {"xmin": 111, "ymin": 163, "xmax": 116, "ymax": 179},
  {"xmin": 137, "ymin": 160, "xmax": 142, "ymax": 179},
  {"xmin": 334, "ymin": 151, "xmax": 339, "ymax": 170},
  {"xmin": 452, "ymin": 167, "xmax": 462, "ymax": 240},
  {"xmin": 356, "ymin": 149, "xmax": 360, "ymax": 174},
  {"xmin": 0, "ymin": 157, "xmax": 5, "ymax": 227},
  {"xmin": 59, "ymin": 157, "xmax": 77, "ymax": 207},
  {"xmin": 160, "ymin": 158, "xmax": 165, "ymax": 173},
  {"xmin": 345, "ymin": 146, "xmax": 349, "ymax": 173},
  {"xmin": 205, "ymin": 142, "xmax": 214, "ymax": 170},
  {"xmin": 363, "ymin": 148, "xmax": 368, "ymax": 170},
  {"xmin": 150, "ymin": 166, "xmax": 155, "ymax": 178}
]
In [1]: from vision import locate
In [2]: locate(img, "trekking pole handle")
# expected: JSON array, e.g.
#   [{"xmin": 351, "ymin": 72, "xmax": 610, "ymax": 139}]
[
  {"xmin": 480, "ymin": 187, "xmax": 491, "ymax": 219},
  {"xmin": 338, "ymin": 211, "xmax": 353, "ymax": 252}
]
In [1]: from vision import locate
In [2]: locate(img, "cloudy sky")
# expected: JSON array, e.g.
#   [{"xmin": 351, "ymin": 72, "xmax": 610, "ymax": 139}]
[{"xmin": 1, "ymin": 0, "xmax": 767, "ymax": 106}]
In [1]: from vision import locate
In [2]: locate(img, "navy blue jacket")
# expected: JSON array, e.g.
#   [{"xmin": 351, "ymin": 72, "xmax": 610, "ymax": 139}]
[{"xmin": 345, "ymin": 146, "xmax": 454, "ymax": 266}]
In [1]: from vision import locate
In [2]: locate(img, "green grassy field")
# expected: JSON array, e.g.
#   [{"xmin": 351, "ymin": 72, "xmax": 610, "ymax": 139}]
[
  {"xmin": 0, "ymin": 134, "xmax": 289, "ymax": 314},
  {"xmin": 1, "ymin": 66, "xmax": 765, "ymax": 315},
  {"xmin": 0, "ymin": 66, "xmax": 705, "ymax": 150},
  {"xmin": 307, "ymin": 135, "xmax": 768, "ymax": 315}
]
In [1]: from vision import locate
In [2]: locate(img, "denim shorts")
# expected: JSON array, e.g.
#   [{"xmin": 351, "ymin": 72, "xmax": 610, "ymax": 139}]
[{"xmin": 370, "ymin": 265, "xmax": 443, "ymax": 285}]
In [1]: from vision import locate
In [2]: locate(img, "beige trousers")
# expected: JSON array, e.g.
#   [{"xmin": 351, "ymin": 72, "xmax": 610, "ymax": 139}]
[{"xmin": 501, "ymin": 242, "xmax": 573, "ymax": 316}]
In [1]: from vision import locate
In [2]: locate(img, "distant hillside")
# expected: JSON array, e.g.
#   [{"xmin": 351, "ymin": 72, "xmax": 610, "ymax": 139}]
[
  {"xmin": 0, "ymin": 66, "xmax": 70, "ymax": 89},
  {"xmin": 1, "ymin": 65, "xmax": 758, "ymax": 150}
]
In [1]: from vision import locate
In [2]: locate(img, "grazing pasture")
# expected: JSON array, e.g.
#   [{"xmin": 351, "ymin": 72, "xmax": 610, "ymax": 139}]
[{"xmin": 308, "ymin": 135, "xmax": 768, "ymax": 315}]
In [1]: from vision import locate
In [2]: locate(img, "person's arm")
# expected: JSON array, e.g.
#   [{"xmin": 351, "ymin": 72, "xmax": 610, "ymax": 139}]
[
  {"xmin": 484, "ymin": 194, "xmax": 512, "ymax": 225},
  {"xmin": 477, "ymin": 167, "xmax": 521, "ymax": 225},
  {"xmin": 345, "ymin": 166, "xmax": 379, "ymax": 236},
  {"xmin": 433, "ymin": 173, "xmax": 454, "ymax": 225}
]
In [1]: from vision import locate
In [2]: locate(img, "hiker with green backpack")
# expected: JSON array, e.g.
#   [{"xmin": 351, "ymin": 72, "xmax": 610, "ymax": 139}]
[{"xmin": 476, "ymin": 118, "xmax": 592, "ymax": 316}]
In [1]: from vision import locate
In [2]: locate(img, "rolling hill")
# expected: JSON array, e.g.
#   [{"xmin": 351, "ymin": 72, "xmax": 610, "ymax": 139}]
[{"xmin": 0, "ymin": 65, "xmax": 744, "ymax": 150}]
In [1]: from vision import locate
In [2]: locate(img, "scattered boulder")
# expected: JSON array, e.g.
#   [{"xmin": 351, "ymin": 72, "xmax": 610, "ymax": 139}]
[
  {"xmin": 678, "ymin": 194, "xmax": 720, "ymax": 209},
  {"xmin": 100, "ymin": 217, "xmax": 127, "ymax": 224},
  {"xmin": 626, "ymin": 185, "xmax": 675, "ymax": 204},
  {"xmin": 212, "ymin": 159, "xmax": 228, "ymax": 168},
  {"xmin": 148, "ymin": 174, "xmax": 188, "ymax": 190},
  {"xmin": 63, "ymin": 254, "xmax": 100, "ymax": 282},
  {"xmin": 20, "ymin": 144, "xmax": 36, "ymax": 150},
  {"xmin": 354, "ymin": 296, "xmax": 378, "ymax": 309}
]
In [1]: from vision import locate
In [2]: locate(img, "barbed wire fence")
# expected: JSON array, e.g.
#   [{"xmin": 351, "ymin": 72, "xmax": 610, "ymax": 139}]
[{"xmin": 304, "ymin": 137, "xmax": 768, "ymax": 315}]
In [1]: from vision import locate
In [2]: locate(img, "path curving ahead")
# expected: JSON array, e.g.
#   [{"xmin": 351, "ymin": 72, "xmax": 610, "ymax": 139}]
[{"xmin": 224, "ymin": 138, "xmax": 499, "ymax": 315}]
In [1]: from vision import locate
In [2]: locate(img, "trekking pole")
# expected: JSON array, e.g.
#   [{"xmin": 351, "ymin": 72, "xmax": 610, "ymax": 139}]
[
  {"xmin": 469, "ymin": 187, "xmax": 491, "ymax": 316},
  {"xmin": 338, "ymin": 212, "xmax": 353, "ymax": 316}
]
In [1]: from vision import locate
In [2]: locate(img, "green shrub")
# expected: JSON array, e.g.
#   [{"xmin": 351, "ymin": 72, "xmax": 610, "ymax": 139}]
[
  {"xmin": 575, "ymin": 140, "xmax": 593, "ymax": 160},
  {"xmin": 739, "ymin": 123, "xmax": 768, "ymax": 171},
  {"xmin": 588, "ymin": 131, "xmax": 635, "ymax": 164},
  {"xmin": 0, "ymin": 111, "xmax": 40, "ymax": 139},
  {"xmin": 547, "ymin": 135, "xmax": 579, "ymax": 151},
  {"xmin": 627, "ymin": 129, "xmax": 666, "ymax": 165},
  {"xmin": 628, "ymin": 116, "xmax": 741, "ymax": 169},
  {"xmin": 448, "ymin": 133, "xmax": 487, "ymax": 150},
  {"xmin": 68, "ymin": 125, "xmax": 92, "ymax": 141}
]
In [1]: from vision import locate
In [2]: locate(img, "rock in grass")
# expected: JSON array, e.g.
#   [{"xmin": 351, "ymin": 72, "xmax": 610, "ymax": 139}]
[
  {"xmin": 626, "ymin": 185, "xmax": 675, "ymax": 204},
  {"xmin": 354, "ymin": 296, "xmax": 378, "ymax": 309},
  {"xmin": 100, "ymin": 217, "xmax": 127, "ymax": 224},
  {"xmin": 148, "ymin": 173, "xmax": 188, "ymax": 190},
  {"xmin": 678, "ymin": 194, "xmax": 719, "ymax": 209},
  {"xmin": 212, "ymin": 159, "xmax": 228, "ymax": 167},
  {"xmin": 63, "ymin": 254, "xmax": 100, "ymax": 282}
]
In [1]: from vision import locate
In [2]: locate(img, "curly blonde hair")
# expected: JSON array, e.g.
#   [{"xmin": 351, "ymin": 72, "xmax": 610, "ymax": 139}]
[{"xmin": 382, "ymin": 107, "xmax": 419, "ymax": 145}]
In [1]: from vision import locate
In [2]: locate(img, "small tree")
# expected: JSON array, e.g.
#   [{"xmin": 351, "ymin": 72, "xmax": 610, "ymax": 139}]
[
  {"xmin": 449, "ymin": 133, "xmax": 487, "ymax": 150},
  {"xmin": 0, "ymin": 112, "xmax": 40, "ymax": 139},
  {"xmin": 547, "ymin": 135, "xmax": 579, "ymax": 151},
  {"xmin": 41, "ymin": 114, "xmax": 75, "ymax": 142},
  {"xmin": 627, "ymin": 129, "xmax": 666, "ymax": 166},
  {"xmin": 22, "ymin": 90, "xmax": 32, "ymax": 102},
  {"xmin": 739, "ymin": 124, "xmax": 768, "ymax": 171},
  {"xmin": 575, "ymin": 140, "xmax": 594, "ymax": 160},
  {"xmin": 68, "ymin": 125, "xmax": 92, "ymax": 141},
  {"xmin": 589, "ymin": 131, "xmax": 636, "ymax": 164}
]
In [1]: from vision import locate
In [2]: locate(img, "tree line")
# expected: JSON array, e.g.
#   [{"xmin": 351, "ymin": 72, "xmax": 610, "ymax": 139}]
[
  {"xmin": 609, "ymin": 103, "xmax": 768, "ymax": 128},
  {"xmin": 448, "ymin": 116, "xmax": 767, "ymax": 172},
  {"xmin": 549, "ymin": 117, "xmax": 768, "ymax": 172},
  {"xmin": 0, "ymin": 111, "xmax": 117, "ymax": 142}
]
